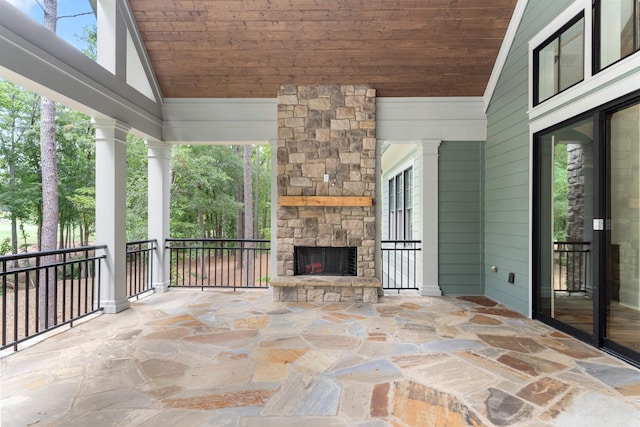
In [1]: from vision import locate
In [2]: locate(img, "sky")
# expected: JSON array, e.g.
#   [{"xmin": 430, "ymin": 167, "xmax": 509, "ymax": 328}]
[{"xmin": 6, "ymin": 0, "xmax": 96, "ymax": 52}]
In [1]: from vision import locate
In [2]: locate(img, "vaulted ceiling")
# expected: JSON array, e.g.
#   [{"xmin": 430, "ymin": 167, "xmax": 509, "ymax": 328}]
[{"xmin": 128, "ymin": 0, "xmax": 518, "ymax": 98}]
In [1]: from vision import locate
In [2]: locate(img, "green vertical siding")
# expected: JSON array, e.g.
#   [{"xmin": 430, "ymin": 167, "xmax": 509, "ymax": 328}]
[
  {"xmin": 484, "ymin": 0, "xmax": 574, "ymax": 314},
  {"xmin": 439, "ymin": 141, "xmax": 483, "ymax": 295}
]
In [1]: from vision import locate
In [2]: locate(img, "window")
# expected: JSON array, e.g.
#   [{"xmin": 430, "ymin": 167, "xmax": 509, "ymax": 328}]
[
  {"xmin": 534, "ymin": 14, "xmax": 585, "ymax": 105},
  {"xmin": 595, "ymin": 0, "xmax": 640, "ymax": 71},
  {"xmin": 388, "ymin": 167, "xmax": 413, "ymax": 240}
]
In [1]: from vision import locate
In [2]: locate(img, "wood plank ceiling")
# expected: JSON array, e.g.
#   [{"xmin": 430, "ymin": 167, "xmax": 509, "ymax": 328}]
[{"xmin": 128, "ymin": 0, "xmax": 518, "ymax": 98}]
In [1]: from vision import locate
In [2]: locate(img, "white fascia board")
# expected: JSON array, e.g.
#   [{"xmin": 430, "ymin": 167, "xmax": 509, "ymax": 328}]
[
  {"xmin": 377, "ymin": 97, "xmax": 487, "ymax": 141},
  {"xmin": 163, "ymin": 97, "xmax": 487, "ymax": 144},
  {"xmin": 0, "ymin": 2, "xmax": 162, "ymax": 140},
  {"xmin": 484, "ymin": 0, "xmax": 529, "ymax": 111},
  {"xmin": 163, "ymin": 98, "xmax": 277, "ymax": 143}
]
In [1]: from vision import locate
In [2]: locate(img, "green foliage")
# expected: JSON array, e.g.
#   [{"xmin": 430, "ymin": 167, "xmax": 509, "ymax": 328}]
[
  {"xmin": 55, "ymin": 105, "xmax": 96, "ymax": 246},
  {"xmin": 126, "ymin": 135, "xmax": 148, "ymax": 240},
  {"xmin": 78, "ymin": 25, "xmax": 97, "ymax": 61},
  {"xmin": 0, "ymin": 237, "xmax": 11, "ymax": 255},
  {"xmin": 170, "ymin": 145, "xmax": 243, "ymax": 238},
  {"xmin": 0, "ymin": 80, "xmax": 42, "ymax": 224},
  {"xmin": 553, "ymin": 144, "xmax": 568, "ymax": 242}
]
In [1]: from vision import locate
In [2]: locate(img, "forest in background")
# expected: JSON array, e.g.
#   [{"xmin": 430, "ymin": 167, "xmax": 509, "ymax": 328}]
[
  {"xmin": 1, "ymin": 7, "xmax": 270, "ymax": 258},
  {"xmin": 0, "ymin": 78, "xmax": 271, "ymax": 256}
]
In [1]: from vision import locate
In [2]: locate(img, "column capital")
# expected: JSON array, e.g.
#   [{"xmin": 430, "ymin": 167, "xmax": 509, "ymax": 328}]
[
  {"xmin": 146, "ymin": 139, "xmax": 170, "ymax": 150},
  {"xmin": 93, "ymin": 117, "xmax": 131, "ymax": 134},
  {"xmin": 420, "ymin": 139, "xmax": 442, "ymax": 156}
]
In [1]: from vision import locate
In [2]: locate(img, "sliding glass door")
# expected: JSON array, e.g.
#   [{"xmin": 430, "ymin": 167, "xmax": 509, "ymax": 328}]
[
  {"xmin": 606, "ymin": 101, "xmax": 640, "ymax": 358},
  {"xmin": 535, "ymin": 118, "xmax": 595, "ymax": 340},
  {"xmin": 534, "ymin": 95, "xmax": 640, "ymax": 365}
]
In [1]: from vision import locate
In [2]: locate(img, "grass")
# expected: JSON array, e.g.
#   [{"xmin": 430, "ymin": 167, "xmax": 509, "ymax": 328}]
[{"xmin": 0, "ymin": 221, "xmax": 39, "ymax": 247}]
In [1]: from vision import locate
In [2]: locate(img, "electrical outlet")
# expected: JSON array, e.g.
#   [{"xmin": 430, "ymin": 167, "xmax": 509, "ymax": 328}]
[{"xmin": 508, "ymin": 272, "xmax": 515, "ymax": 284}]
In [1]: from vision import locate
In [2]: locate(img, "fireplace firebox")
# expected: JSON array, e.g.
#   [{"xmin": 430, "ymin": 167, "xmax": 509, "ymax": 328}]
[{"xmin": 294, "ymin": 246, "xmax": 357, "ymax": 276}]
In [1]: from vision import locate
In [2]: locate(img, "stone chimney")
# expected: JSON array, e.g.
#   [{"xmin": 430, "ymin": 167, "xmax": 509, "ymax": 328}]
[{"xmin": 275, "ymin": 85, "xmax": 377, "ymax": 279}]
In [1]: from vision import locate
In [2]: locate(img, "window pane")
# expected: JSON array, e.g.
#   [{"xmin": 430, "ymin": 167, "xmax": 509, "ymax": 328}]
[
  {"xmin": 396, "ymin": 174, "xmax": 403, "ymax": 212},
  {"xmin": 538, "ymin": 39, "xmax": 559, "ymax": 103},
  {"xmin": 404, "ymin": 168, "xmax": 412, "ymax": 207},
  {"xmin": 389, "ymin": 179, "xmax": 394, "ymax": 211},
  {"xmin": 599, "ymin": 0, "xmax": 635, "ymax": 69},
  {"xmin": 559, "ymin": 19, "xmax": 584, "ymax": 91},
  {"xmin": 389, "ymin": 179, "xmax": 395, "ymax": 239}
]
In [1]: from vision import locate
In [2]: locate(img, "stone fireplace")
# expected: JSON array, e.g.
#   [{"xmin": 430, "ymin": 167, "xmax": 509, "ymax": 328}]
[{"xmin": 271, "ymin": 85, "xmax": 381, "ymax": 302}]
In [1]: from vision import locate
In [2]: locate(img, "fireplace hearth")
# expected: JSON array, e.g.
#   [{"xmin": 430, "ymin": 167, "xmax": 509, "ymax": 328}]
[{"xmin": 294, "ymin": 246, "xmax": 357, "ymax": 276}]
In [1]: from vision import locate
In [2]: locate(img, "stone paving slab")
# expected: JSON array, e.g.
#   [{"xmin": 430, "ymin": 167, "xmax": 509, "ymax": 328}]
[{"xmin": 2, "ymin": 289, "xmax": 640, "ymax": 426}]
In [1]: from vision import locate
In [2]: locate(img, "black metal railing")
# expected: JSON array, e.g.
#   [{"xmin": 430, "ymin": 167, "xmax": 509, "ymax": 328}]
[
  {"xmin": 1, "ymin": 245, "xmax": 106, "ymax": 351},
  {"xmin": 126, "ymin": 239, "xmax": 157, "ymax": 299},
  {"xmin": 381, "ymin": 240, "xmax": 421, "ymax": 291},
  {"xmin": 553, "ymin": 241, "xmax": 590, "ymax": 293},
  {"xmin": 166, "ymin": 238, "xmax": 270, "ymax": 289}
]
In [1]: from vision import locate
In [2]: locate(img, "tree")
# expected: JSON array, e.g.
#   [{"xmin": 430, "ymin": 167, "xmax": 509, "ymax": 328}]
[
  {"xmin": 243, "ymin": 145, "xmax": 254, "ymax": 284},
  {"xmin": 126, "ymin": 135, "xmax": 148, "ymax": 241},
  {"xmin": 56, "ymin": 106, "xmax": 95, "ymax": 247},
  {"xmin": 39, "ymin": 0, "xmax": 58, "ymax": 329},
  {"xmin": 0, "ymin": 80, "xmax": 41, "ymax": 257},
  {"xmin": 170, "ymin": 145, "xmax": 242, "ymax": 238}
]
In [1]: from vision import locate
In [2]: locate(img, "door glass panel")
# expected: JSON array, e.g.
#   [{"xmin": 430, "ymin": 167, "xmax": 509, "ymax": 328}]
[
  {"xmin": 599, "ymin": 0, "xmax": 635, "ymax": 69},
  {"xmin": 537, "ymin": 119, "xmax": 594, "ymax": 334},
  {"xmin": 607, "ymin": 102, "xmax": 640, "ymax": 354}
]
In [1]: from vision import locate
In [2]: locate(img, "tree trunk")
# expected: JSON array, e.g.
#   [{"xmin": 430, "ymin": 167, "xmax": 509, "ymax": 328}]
[
  {"xmin": 243, "ymin": 145, "xmax": 254, "ymax": 285},
  {"xmin": 235, "ymin": 147, "xmax": 244, "ymax": 269},
  {"xmin": 38, "ymin": 0, "xmax": 58, "ymax": 330},
  {"xmin": 198, "ymin": 209, "xmax": 207, "ymax": 279}
]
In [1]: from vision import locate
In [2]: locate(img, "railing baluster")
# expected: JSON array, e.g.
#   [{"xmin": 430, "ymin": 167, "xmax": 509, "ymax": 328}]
[
  {"xmin": 553, "ymin": 241, "xmax": 590, "ymax": 294},
  {"xmin": 124, "ymin": 240, "xmax": 157, "ymax": 299},
  {"xmin": 164, "ymin": 238, "xmax": 271, "ymax": 290},
  {"xmin": 0, "ymin": 245, "xmax": 106, "ymax": 352},
  {"xmin": 380, "ymin": 240, "xmax": 421, "ymax": 291}
]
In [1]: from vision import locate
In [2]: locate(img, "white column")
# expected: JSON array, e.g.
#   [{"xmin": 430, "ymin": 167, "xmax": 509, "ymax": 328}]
[
  {"xmin": 419, "ymin": 140, "xmax": 443, "ymax": 296},
  {"xmin": 147, "ymin": 140, "xmax": 171, "ymax": 292},
  {"xmin": 375, "ymin": 139, "xmax": 384, "ymax": 281},
  {"xmin": 95, "ymin": 118, "xmax": 130, "ymax": 313},
  {"xmin": 270, "ymin": 139, "xmax": 278, "ymax": 283}
]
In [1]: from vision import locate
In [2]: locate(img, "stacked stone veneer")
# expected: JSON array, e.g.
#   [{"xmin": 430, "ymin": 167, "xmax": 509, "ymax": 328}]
[{"xmin": 273, "ymin": 85, "xmax": 379, "ymax": 302}]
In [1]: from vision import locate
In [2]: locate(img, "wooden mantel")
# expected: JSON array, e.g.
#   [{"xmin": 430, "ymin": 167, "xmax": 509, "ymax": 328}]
[{"xmin": 279, "ymin": 196, "xmax": 373, "ymax": 207}]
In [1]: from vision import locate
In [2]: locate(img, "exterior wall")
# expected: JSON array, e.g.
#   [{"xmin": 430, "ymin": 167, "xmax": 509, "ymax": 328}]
[
  {"xmin": 484, "ymin": 0, "xmax": 574, "ymax": 314},
  {"xmin": 438, "ymin": 141, "xmax": 484, "ymax": 295}
]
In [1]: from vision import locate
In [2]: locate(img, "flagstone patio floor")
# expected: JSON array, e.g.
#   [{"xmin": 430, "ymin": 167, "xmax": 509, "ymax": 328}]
[{"xmin": 2, "ymin": 289, "xmax": 640, "ymax": 426}]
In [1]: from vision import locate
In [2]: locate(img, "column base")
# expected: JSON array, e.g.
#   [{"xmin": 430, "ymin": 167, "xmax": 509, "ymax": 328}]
[
  {"xmin": 153, "ymin": 281, "xmax": 171, "ymax": 293},
  {"xmin": 100, "ymin": 297, "xmax": 130, "ymax": 314},
  {"xmin": 420, "ymin": 284, "xmax": 443, "ymax": 296}
]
